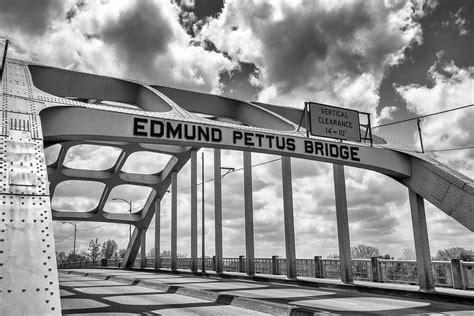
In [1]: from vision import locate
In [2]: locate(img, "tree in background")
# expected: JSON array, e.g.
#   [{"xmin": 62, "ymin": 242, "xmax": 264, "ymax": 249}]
[
  {"xmin": 435, "ymin": 247, "xmax": 473, "ymax": 261},
  {"xmin": 118, "ymin": 248, "xmax": 126, "ymax": 258},
  {"xmin": 400, "ymin": 248, "xmax": 416, "ymax": 260},
  {"xmin": 350, "ymin": 244, "xmax": 380, "ymax": 259},
  {"xmin": 380, "ymin": 254, "xmax": 393, "ymax": 260},
  {"xmin": 79, "ymin": 250, "xmax": 89, "ymax": 260},
  {"xmin": 147, "ymin": 247, "xmax": 156, "ymax": 258},
  {"xmin": 101, "ymin": 239, "xmax": 118, "ymax": 259},
  {"xmin": 160, "ymin": 250, "xmax": 171, "ymax": 257},
  {"xmin": 56, "ymin": 251, "xmax": 67, "ymax": 264},
  {"xmin": 88, "ymin": 238, "xmax": 101, "ymax": 262},
  {"xmin": 66, "ymin": 249, "xmax": 89, "ymax": 262},
  {"xmin": 146, "ymin": 249, "xmax": 188, "ymax": 258}
]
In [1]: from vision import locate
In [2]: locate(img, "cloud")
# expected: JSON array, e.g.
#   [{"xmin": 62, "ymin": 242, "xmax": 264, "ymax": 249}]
[
  {"xmin": 7, "ymin": 0, "xmax": 466, "ymax": 260},
  {"xmin": 52, "ymin": 180, "xmax": 105, "ymax": 211},
  {"xmin": 0, "ymin": 0, "xmax": 66, "ymax": 36},
  {"xmin": 100, "ymin": 1, "xmax": 175, "ymax": 66},
  {"xmin": 395, "ymin": 53, "xmax": 474, "ymax": 177},
  {"xmin": 63, "ymin": 144, "xmax": 121, "ymax": 170},
  {"xmin": 200, "ymin": 0, "xmax": 428, "ymax": 121},
  {"xmin": 5, "ymin": 0, "xmax": 236, "ymax": 93},
  {"xmin": 442, "ymin": 8, "xmax": 470, "ymax": 36},
  {"xmin": 122, "ymin": 152, "xmax": 174, "ymax": 174}
]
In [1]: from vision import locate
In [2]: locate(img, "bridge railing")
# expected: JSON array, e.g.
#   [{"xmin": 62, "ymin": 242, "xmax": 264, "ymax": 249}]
[
  {"xmin": 57, "ymin": 256, "xmax": 474, "ymax": 290},
  {"xmin": 222, "ymin": 257, "xmax": 241, "ymax": 272},
  {"xmin": 463, "ymin": 262, "xmax": 474, "ymax": 289},
  {"xmin": 378, "ymin": 259, "xmax": 454, "ymax": 287}
]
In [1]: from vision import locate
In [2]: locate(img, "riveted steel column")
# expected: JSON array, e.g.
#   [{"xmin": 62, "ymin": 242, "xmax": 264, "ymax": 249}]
[
  {"xmin": 282, "ymin": 156, "xmax": 297, "ymax": 279},
  {"xmin": 171, "ymin": 171, "xmax": 178, "ymax": 271},
  {"xmin": 154, "ymin": 199, "xmax": 161, "ymax": 269},
  {"xmin": 243, "ymin": 151, "xmax": 255, "ymax": 276},
  {"xmin": 333, "ymin": 164, "xmax": 353, "ymax": 284},
  {"xmin": 214, "ymin": 149, "xmax": 223, "ymax": 273},
  {"xmin": 0, "ymin": 61, "xmax": 61, "ymax": 315},
  {"xmin": 140, "ymin": 228, "xmax": 146, "ymax": 269},
  {"xmin": 190, "ymin": 150, "xmax": 198, "ymax": 272},
  {"xmin": 409, "ymin": 189, "xmax": 435, "ymax": 291}
]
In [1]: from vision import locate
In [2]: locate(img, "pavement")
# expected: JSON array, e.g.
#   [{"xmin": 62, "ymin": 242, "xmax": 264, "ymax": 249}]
[{"xmin": 60, "ymin": 268, "xmax": 474, "ymax": 315}]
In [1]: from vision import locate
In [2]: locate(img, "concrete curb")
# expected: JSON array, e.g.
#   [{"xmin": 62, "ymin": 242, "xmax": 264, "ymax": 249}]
[{"xmin": 64, "ymin": 271, "xmax": 319, "ymax": 315}]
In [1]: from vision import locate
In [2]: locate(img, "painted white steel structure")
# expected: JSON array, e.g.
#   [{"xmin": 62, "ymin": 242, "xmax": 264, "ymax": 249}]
[{"xmin": 0, "ymin": 59, "xmax": 473, "ymax": 314}]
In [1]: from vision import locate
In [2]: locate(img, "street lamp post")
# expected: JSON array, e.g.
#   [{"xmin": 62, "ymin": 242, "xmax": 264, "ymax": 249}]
[
  {"xmin": 62, "ymin": 222, "xmax": 77, "ymax": 259},
  {"xmin": 112, "ymin": 198, "xmax": 133, "ymax": 242}
]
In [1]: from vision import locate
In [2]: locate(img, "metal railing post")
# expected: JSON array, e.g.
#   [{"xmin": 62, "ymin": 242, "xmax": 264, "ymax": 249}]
[
  {"xmin": 239, "ymin": 255, "xmax": 245, "ymax": 273},
  {"xmin": 314, "ymin": 256, "xmax": 323, "ymax": 278},
  {"xmin": 272, "ymin": 256, "xmax": 279, "ymax": 275},
  {"xmin": 451, "ymin": 259, "xmax": 464, "ymax": 289},
  {"xmin": 371, "ymin": 257, "xmax": 381, "ymax": 282}
]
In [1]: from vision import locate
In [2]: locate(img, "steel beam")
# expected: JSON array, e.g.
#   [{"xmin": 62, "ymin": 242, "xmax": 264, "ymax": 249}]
[
  {"xmin": 171, "ymin": 171, "xmax": 178, "ymax": 271},
  {"xmin": 123, "ymin": 227, "xmax": 139, "ymax": 268},
  {"xmin": 41, "ymin": 106, "xmax": 412, "ymax": 178},
  {"xmin": 214, "ymin": 149, "xmax": 223, "ymax": 273},
  {"xmin": 0, "ymin": 61, "xmax": 61, "ymax": 315},
  {"xmin": 333, "ymin": 164, "xmax": 353, "ymax": 284},
  {"xmin": 402, "ymin": 157, "xmax": 474, "ymax": 232},
  {"xmin": 154, "ymin": 199, "xmax": 160, "ymax": 269},
  {"xmin": 409, "ymin": 189, "xmax": 435, "ymax": 291},
  {"xmin": 140, "ymin": 228, "xmax": 146, "ymax": 269},
  {"xmin": 190, "ymin": 150, "xmax": 198, "ymax": 272},
  {"xmin": 282, "ymin": 156, "xmax": 297, "ymax": 279},
  {"xmin": 243, "ymin": 151, "xmax": 255, "ymax": 276}
]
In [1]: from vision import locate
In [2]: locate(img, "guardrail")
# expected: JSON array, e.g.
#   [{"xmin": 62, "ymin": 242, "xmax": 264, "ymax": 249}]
[{"xmin": 57, "ymin": 256, "xmax": 474, "ymax": 290}]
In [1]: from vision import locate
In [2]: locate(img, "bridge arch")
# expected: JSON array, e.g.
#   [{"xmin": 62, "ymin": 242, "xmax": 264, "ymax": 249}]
[{"xmin": 1, "ymin": 59, "xmax": 472, "ymax": 314}]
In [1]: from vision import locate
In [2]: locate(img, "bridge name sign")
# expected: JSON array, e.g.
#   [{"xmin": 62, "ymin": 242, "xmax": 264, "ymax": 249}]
[
  {"xmin": 133, "ymin": 117, "xmax": 361, "ymax": 162},
  {"xmin": 308, "ymin": 102, "xmax": 361, "ymax": 142}
]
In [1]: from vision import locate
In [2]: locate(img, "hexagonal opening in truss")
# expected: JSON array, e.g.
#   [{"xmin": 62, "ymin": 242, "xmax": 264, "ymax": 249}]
[
  {"xmin": 121, "ymin": 151, "xmax": 174, "ymax": 174},
  {"xmin": 63, "ymin": 144, "xmax": 122, "ymax": 170},
  {"xmin": 104, "ymin": 184, "xmax": 153, "ymax": 214},
  {"xmin": 45, "ymin": 143, "xmax": 61, "ymax": 165},
  {"xmin": 52, "ymin": 180, "xmax": 105, "ymax": 212}
]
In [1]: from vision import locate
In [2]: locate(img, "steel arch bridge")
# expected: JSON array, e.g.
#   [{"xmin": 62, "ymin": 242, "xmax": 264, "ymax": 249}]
[{"xmin": 1, "ymin": 59, "xmax": 473, "ymax": 314}]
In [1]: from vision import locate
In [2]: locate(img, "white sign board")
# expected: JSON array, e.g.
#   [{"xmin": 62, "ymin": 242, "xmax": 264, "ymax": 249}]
[{"xmin": 308, "ymin": 102, "xmax": 361, "ymax": 142}]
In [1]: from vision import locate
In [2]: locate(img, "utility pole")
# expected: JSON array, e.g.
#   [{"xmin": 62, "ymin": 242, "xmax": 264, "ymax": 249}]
[
  {"xmin": 1, "ymin": 39, "xmax": 9, "ymax": 81},
  {"xmin": 63, "ymin": 222, "xmax": 77, "ymax": 259}
]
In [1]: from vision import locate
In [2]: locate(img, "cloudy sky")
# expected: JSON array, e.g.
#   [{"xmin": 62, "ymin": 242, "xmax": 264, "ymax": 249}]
[{"xmin": 2, "ymin": 0, "xmax": 472, "ymax": 259}]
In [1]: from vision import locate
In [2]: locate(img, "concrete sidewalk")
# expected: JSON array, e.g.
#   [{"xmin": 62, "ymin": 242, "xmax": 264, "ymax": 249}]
[{"xmin": 61, "ymin": 268, "xmax": 474, "ymax": 315}]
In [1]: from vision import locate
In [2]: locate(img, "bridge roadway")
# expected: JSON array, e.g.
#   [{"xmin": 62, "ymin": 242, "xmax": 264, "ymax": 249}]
[{"xmin": 60, "ymin": 268, "xmax": 473, "ymax": 315}]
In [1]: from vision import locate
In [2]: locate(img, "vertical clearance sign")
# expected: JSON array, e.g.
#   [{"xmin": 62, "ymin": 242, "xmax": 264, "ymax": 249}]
[{"xmin": 307, "ymin": 102, "xmax": 361, "ymax": 142}]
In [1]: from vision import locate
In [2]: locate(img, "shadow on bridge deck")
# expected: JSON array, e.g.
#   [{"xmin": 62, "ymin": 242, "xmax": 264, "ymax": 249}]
[{"xmin": 60, "ymin": 268, "xmax": 474, "ymax": 315}]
